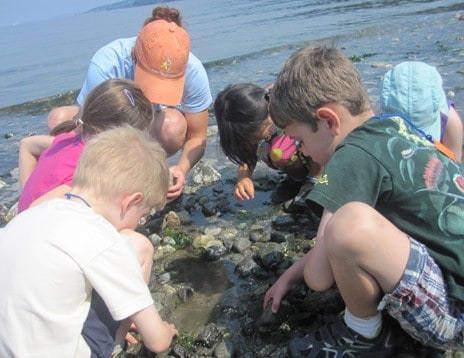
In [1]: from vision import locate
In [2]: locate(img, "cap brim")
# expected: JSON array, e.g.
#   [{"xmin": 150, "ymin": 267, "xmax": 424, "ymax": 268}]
[{"xmin": 135, "ymin": 64, "xmax": 185, "ymax": 106}]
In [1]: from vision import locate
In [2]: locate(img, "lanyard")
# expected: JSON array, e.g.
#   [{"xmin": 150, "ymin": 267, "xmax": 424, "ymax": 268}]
[{"xmin": 374, "ymin": 114, "xmax": 456, "ymax": 162}]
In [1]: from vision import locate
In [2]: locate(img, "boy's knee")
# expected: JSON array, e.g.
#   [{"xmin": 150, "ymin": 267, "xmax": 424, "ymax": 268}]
[
  {"xmin": 150, "ymin": 109, "xmax": 187, "ymax": 156},
  {"xmin": 325, "ymin": 202, "xmax": 377, "ymax": 254},
  {"xmin": 141, "ymin": 236, "xmax": 155, "ymax": 258}
]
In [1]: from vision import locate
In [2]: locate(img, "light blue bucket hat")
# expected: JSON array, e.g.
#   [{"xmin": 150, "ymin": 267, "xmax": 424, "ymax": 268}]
[{"xmin": 380, "ymin": 61, "xmax": 448, "ymax": 140}]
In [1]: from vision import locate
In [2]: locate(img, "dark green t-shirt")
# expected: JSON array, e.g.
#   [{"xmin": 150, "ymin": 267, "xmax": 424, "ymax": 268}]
[{"xmin": 308, "ymin": 115, "xmax": 464, "ymax": 301}]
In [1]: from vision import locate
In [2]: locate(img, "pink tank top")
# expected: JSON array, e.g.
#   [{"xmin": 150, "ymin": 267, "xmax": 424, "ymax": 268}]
[{"xmin": 18, "ymin": 133, "xmax": 85, "ymax": 213}]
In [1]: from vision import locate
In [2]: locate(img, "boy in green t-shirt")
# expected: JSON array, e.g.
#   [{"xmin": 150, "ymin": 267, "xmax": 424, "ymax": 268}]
[{"xmin": 263, "ymin": 45, "xmax": 464, "ymax": 356}]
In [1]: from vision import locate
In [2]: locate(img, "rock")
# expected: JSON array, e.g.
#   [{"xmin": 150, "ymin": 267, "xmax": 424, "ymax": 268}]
[
  {"xmin": 255, "ymin": 242, "xmax": 285, "ymax": 270},
  {"xmin": 201, "ymin": 243, "xmax": 227, "ymax": 261},
  {"xmin": 256, "ymin": 300, "xmax": 292, "ymax": 333},
  {"xmin": 192, "ymin": 234, "xmax": 216, "ymax": 249},
  {"xmin": 0, "ymin": 205, "xmax": 9, "ymax": 227},
  {"xmin": 191, "ymin": 160, "xmax": 221, "ymax": 186},
  {"xmin": 270, "ymin": 230, "xmax": 294, "ymax": 243},
  {"xmin": 149, "ymin": 233, "xmax": 162, "ymax": 246},
  {"xmin": 178, "ymin": 285, "xmax": 194, "ymax": 303},
  {"xmin": 272, "ymin": 214, "xmax": 296, "ymax": 227},
  {"xmin": 232, "ymin": 237, "xmax": 251, "ymax": 253},
  {"xmin": 241, "ymin": 316, "xmax": 254, "ymax": 336},
  {"xmin": 156, "ymin": 272, "xmax": 171, "ymax": 284},
  {"xmin": 152, "ymin": 244, "xmax": 176, "ymax": 260},
  {"xmin": 5, "ymin": 202, "xmax": 18, "ymax": 222},
  {"xmin": 213, "ymin": 341, "xmax": 233, "ymax": 358},
  {"xmin": 204, "ymin": 226, "xmax": 222, "ymax": 236},
  {"xmin": 176, "ymin": 210, "xmax": 192, "ymax": 225},
  {"xmin": 170, "ymin": 343, "xmax": 194, "ymax": 358},
  {"xmin": 165, "ymin": 211, "xmax": 181, "ymax": 228},
  {"xmin": 201, "ymin": 201, "xmax": 217, "ymax": 217},
  {"xmin": 195, "ymin": 323, "xmax": 223, "ymax": 348},
  {"xmin": 235, "ymin": 256, "xmax": 258, "ymax": 277}
]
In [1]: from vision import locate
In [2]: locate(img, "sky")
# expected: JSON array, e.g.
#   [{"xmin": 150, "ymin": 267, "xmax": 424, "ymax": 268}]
[{"xmin": 0, "ymin": 0, "xmax": 116, "ymax": 26}]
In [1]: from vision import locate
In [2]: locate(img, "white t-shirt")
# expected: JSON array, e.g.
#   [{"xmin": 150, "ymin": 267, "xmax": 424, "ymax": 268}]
[{"xmin": 0, "ymin": 199, "xmax": 153, "ymax": 357}]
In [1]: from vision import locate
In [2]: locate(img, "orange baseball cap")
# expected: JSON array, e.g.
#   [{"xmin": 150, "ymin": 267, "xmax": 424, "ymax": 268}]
[{"xmin": 134, "ymin": 20, "xmax": 190, "ymax": 106}]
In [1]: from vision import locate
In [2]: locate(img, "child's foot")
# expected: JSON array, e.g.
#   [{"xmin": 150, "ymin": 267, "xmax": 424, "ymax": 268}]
[{"xmin": 288, "ymin": 315, "xmax": 396, "ymax": 357}]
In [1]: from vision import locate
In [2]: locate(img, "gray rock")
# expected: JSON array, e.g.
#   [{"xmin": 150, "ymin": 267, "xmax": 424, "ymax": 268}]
[
  {"xmin": 255, "ymin": 242, "xmax": 285, "ymax": 270},
  {"xmin": 233, "ymin": 237, "xmax": 251, "ymax": 253},
  {"xmin": 191, "ymin": 160, "xmax": 221, "ymax": 185},
  {"xmin": 235, "ymin": 256, "xmax": 258, "ymax": 277},
  {"xmin": 195, "ymin": 323, "xmax": 222, "ymax": 348}
]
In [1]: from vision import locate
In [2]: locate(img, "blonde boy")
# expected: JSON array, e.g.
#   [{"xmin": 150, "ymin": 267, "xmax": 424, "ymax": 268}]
[
  {"xmin": 264, "ymin": 46, "xmax": 464, "ymax": 356},
  {"xmin": 0, "ymin": 126, "xmax": 178, "ymax": 357}
]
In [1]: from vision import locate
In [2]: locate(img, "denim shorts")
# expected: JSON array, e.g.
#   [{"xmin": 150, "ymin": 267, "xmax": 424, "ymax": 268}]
[
  {"xmin": 82, "ymin": 290, "xmax": 120, "ymax": 358},
  {"xmin": 378, "ymin": 237, "xmax": 464, "ymax": 349}
]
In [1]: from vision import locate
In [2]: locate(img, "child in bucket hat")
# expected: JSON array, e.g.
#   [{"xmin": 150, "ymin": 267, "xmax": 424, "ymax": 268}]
[{"xmin": 380, "ymin": 61, "xmax": 462, "ymax": 162}]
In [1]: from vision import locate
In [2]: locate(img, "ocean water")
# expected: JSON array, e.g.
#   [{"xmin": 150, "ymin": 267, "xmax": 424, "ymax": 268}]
[{"xmin": 0, "ymin": 0, "xmax": 463, "ymax": 205}]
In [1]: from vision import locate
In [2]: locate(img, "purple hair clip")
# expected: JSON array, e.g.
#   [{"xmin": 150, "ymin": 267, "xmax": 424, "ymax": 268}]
[{"xmin": 123, "ymin": 88, "xmax": 135, "ymax": 107}]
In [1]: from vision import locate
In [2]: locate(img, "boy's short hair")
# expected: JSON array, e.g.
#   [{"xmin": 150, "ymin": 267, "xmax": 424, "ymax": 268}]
[
  {"xmin": 380, "ymin": 61, "xmax": 448, "ymax": 140},
  {"xmin": 269, "ymin": 46, "xmax": 371, "ymax": 130},
  {"xmin": 73, "ymin": 125, "xmax": 169, "ymax": 210}
]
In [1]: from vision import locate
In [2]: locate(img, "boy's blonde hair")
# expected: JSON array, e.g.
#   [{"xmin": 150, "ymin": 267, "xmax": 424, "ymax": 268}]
[
  {"xmin": 73, "ymin": 125, "xmax": 169, "ymax": 211},
  {"xmin": 269, "ymin": 46, "xmax": 371, "ymax": 130}
]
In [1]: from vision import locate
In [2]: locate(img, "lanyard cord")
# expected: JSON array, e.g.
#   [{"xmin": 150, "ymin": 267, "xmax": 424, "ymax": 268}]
[
  {"xmin": 64, "ymin": 193, "xmax": 91, "ymax": 208},
  {"xmin": 373, "ymin": 114, "xmax": 455, "ymax": 161}
]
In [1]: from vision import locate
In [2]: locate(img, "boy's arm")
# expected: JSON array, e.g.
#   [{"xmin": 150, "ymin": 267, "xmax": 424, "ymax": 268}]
[
  {"xmin": 235, "ymin": 163, "xmax": 255, "ymax": 200},
  {"xmin": 263, "ymin": 208, "xmax": 335, "ymax": 313},
  {"xmin": 442, "ymin": 106, "xmax": 463, "ymax": 162},
  {"xmin": 18, "ymin": 135, "xmax": 54, "ymax": 189},
  {"xmin": 130, "ymin": 304, "xmax": 178, "ymax": 353}
]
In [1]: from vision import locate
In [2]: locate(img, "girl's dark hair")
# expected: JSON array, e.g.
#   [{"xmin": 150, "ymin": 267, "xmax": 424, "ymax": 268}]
[
  {"xmin": 214, "ymin": 83, "xmax": 269, "ymax": 167},
  {"xmin": 144, "ymin": 6, "xmax": 183, "ymax": 27},
  {"xmin": 51, "ymin": 79, "xmax": 153, "ymax": 138}
]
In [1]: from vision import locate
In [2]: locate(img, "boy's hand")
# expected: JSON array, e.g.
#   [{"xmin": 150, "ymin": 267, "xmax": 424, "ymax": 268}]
[
  {"xmin": 166, "ymin": 321, "xmax": 179, "ymax": 337},
  {"xmin": 235, "ymin": 177, "xmax": 255, "ymax": 200},
  {"xmin": 263, "ymin": 276, "xmax": 292, "ymax": 313},
  {"xmin": 125, "ymin": 322, "xmax": 139, "ymax": 344}
]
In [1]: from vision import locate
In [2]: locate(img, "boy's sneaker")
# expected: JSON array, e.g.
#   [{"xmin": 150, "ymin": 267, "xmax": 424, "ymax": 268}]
[
  {"xmin": 271, "ymin": 177, "xmax": 303, "ymax": 204},
  {"xmin": 288, "ymin": 315, "xmax": 396, "ymax": 357}
]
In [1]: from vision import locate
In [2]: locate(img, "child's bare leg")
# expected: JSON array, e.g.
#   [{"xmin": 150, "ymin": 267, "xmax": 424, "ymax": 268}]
[
  {"xmin": 324, "ymin": 201, "xmax": 410, "ymax": 318},
  {"xmin": 120, "ymin": 229, "xmax": 155, "ymax": 283},
  {"xmin": 115, "ymin": 229, "xmax": 155, "ymax": 347}
]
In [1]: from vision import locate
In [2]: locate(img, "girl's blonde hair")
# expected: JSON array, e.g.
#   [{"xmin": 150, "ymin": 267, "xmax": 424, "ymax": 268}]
[
  {"xmin": 73, "ymin": 125, "xmax": 169, "ymax": 211},
  {"xmin": 51, "ymin": 79, "xmax": 153, "ymax": 138}
]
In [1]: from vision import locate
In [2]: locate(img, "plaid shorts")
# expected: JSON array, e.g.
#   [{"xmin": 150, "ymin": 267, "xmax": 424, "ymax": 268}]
[{"xmin": 378, "ymin": 237, "xmax": 464, "ymax": 349}]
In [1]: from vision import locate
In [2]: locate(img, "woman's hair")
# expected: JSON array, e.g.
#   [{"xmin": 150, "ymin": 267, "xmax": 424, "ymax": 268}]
[
  {"xmin": 50, "ymin": 79, "xmax": 153, "ymax": 138},
  {"xmin": 214, "ymin": 83, "xmax": 269, "ymax": 167},
  {"xmin": 143, "ymin": 6, "xmax": 183, "ymax": 27},
  {"xmin": 74, "ymin": 125, "xmax": 169, "ymax": 211}
]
